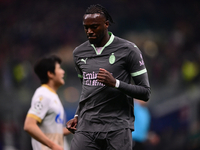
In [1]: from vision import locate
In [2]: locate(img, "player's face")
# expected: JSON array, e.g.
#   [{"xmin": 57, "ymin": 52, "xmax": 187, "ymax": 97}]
[
  {"xmin": 83, "ymin": 13, "xmax": 109, "ymax": 46},
  {"xmin": 53, "ymin": 62, "xmax": 65, "ymax": 86}
]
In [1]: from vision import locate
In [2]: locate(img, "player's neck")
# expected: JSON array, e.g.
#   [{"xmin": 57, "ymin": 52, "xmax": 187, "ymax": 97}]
[
  {"xmin": 94, "ymin": 32, "xmax": 110, "ymax": 47},
  {"xmin": 46, "ymin": 82, "xmax": 58, "ymax": 93}
]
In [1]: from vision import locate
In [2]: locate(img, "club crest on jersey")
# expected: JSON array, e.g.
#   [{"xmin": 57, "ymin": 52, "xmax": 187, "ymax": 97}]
[{"xmin": 109, "ymin": 53, "xmax": 115, "ymax": 64}]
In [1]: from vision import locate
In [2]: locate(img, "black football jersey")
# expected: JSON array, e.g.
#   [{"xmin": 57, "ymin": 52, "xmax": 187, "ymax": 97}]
[{"xmin": 73, "ymin": 32, "xmax": 147, "ymax": 132}]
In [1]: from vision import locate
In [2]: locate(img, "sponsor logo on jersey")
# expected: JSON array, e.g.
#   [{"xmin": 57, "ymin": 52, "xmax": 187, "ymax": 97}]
[
  {"xmin": 83, "ymin": 71, "xmax": 105, "ymax": 86},
  {"xmin": 109, "ymin": 53, "xmax": 115, "ymax": 64},
  {"xmin": 55, "ymin": 112, "xmax": 64, "ymax": 124}
]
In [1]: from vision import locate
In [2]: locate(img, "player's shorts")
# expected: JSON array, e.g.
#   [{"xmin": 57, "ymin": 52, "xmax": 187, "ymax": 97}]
[{"xmin": 70, "ymin": 128, "xmax": 132, "ymax": 150}]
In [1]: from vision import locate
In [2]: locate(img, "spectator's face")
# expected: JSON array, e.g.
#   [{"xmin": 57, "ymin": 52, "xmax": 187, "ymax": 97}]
[{"xmin": 83, "ymin": 13, "xmax": 109, "ymax": 46}]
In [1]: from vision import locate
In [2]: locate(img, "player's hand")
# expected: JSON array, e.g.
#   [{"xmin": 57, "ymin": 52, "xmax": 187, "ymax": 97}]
[
  {"xmin": 66, "ymin": 117, "xmax": 78, "ymax": 134},
  {"xmin": 97, "ymin": 68, "xmax": 116, "ymax": 87},
  {"xmin": 51, "ymin": 143, "xmax": 64, "ymax": 150}
]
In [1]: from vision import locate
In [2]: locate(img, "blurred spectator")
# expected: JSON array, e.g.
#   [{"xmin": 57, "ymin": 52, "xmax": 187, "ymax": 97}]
[{"xmin": 132, "ymin": 99, "xmax": 160, "ymax": 150}]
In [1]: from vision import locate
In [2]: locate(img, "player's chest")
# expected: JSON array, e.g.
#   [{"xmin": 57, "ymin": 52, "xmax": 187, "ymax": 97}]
[
  {"xmin": 78, "ymin": 52, "xmax": 126, "ymax": 74},
  {"xmin": 46, "ymin": 99, "xmax": 64, "ymax": 124},
  {"xmin": 48, "ymin": 99, "xmax": 64, "ymax": 114}
]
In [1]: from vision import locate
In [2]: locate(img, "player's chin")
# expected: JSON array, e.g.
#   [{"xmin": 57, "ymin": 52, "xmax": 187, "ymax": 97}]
[
  {"xmin": 60, "ymin": 79, "xmax": 65, "ymax": 85},
  {"xmin": 88, "ymin": 38, "xmax": 97, "ymax": 44}
]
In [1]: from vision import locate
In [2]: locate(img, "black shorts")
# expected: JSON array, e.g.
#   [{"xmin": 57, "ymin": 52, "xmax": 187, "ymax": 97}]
[{"xmin": 70, "ymin": 128, "xmax": 132, "ymax": 150}]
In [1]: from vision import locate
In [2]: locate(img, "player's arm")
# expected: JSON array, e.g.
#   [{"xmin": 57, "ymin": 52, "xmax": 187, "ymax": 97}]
[
  {"xmin": 97, "ymin": 45, "xmax": 150, "ymax": 101},
  {"xmin": 117, "ymin": 47, "xmax": 151, "ymax": 101},
  {"xmin": 63, "ymin": 128, "xmax": 71, "ymax": 135},
  {"xmin": 66, "ymin": 56, "xmax": 81, "ymax": 133},
  {"xmin": 97, "ymin": 68, "xmax": 150, "ymax": 101},
  {"xmin": 118, "ymin": 72, "xmax": 150, "ymax": 101},
  {"xmin": 74, "ymin": 55, "xmax": 83, "ymax": 84},
  {"xmin": 66, "ymin": 115, "xmax": 78, "ymax": 134},
  {"xmin": 24, "ymin": 116, "xmax": 64, "ymax": 150}
]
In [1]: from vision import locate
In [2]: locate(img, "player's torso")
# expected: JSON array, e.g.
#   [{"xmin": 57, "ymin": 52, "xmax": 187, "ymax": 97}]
[
  {"xmin": 39, "ymin": 93, "xmax": 64, "ymax": 133},
  {"xmin": 77, "ymin": 47, "xmax": 130, "ymax": 87},
  {"xmin": 31, "ymin": 87, "xmax": 65, "ymax": 150}
]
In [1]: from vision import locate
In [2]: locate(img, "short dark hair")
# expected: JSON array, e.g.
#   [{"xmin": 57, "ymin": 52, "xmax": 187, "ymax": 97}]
[
  {"xmin": 85, "ymin": 4, "xmax": 114, "ymax": 24},
  {"xmin": 34, "ymin": 55, "xmax": 62, "ymax": 84}
]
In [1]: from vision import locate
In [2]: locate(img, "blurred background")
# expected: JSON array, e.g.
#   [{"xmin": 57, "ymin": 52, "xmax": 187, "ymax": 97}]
[{"xmin": 0, "ymin": 0, "xmax": 200, "ymax": 149}]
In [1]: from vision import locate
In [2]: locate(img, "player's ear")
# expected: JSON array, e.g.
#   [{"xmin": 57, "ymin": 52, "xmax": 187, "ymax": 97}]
[
  {"xmin": 47, "ymin": 71, "xmax": 54, "ymax": 79},
  {"xmin": 105, "ymin": 20, "xmax": 109, "ymax": 29}
]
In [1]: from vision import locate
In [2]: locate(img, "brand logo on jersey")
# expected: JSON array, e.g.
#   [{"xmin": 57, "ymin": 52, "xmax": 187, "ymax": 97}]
[
  {"xmin": 139, "ymin": 54, "xmax": 144, "ymax": 66},
  {"xmin": 55, "ymin": 112, "xmax": 64, "ymax": 124},
  {"xmin": 39, "ymin": 96, "xmax": 43, "ymax": 101},
  {"xmin": 109, "ymin": 53, "xmax": 115, "ymax": 64},
  {"xmin": 81, "ymin": 58, "xmax": 88, "ymax": 64}
]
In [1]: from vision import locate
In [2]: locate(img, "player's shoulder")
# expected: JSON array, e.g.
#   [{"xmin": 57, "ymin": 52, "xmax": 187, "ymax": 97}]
[
  {"xmin": 35, "ymin": 86, "xmax": 48, "ymax": 93},
  {"xmin": 73, "ymin": 41, "xmax": 91, "ymax": 56},
  {"xmin": 33, "ymin": 86, "xmax": 55, "ymax": 100},
  {"xmin": 114, "ymin": 36, "xmax": 140, "ymax": 52}
]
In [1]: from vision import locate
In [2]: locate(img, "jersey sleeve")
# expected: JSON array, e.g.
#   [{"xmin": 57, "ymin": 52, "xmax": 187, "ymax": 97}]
[
  {"xmin": 27, "ymin": 94, "xmax": 50, "ymax": 123},
  {"xmin": 126, "ymin": 44, "xmax": 147, "ymax": 77},
  {"xmin": 117, "ymin": 43, "xmax": 150, "ymax": 101},
  {"xmin": 73, "ymin": 52, "xmax": 83, "ymax": 80}
]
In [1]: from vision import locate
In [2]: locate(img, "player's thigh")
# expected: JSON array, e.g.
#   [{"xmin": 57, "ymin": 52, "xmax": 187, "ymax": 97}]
[
  {"xmin": 70, "ymin": 131, "xmax": 99, "ymax": 150},
  {"xmin": 108, "ymin": 128, "xmax": 132, "ymax": 150}
]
